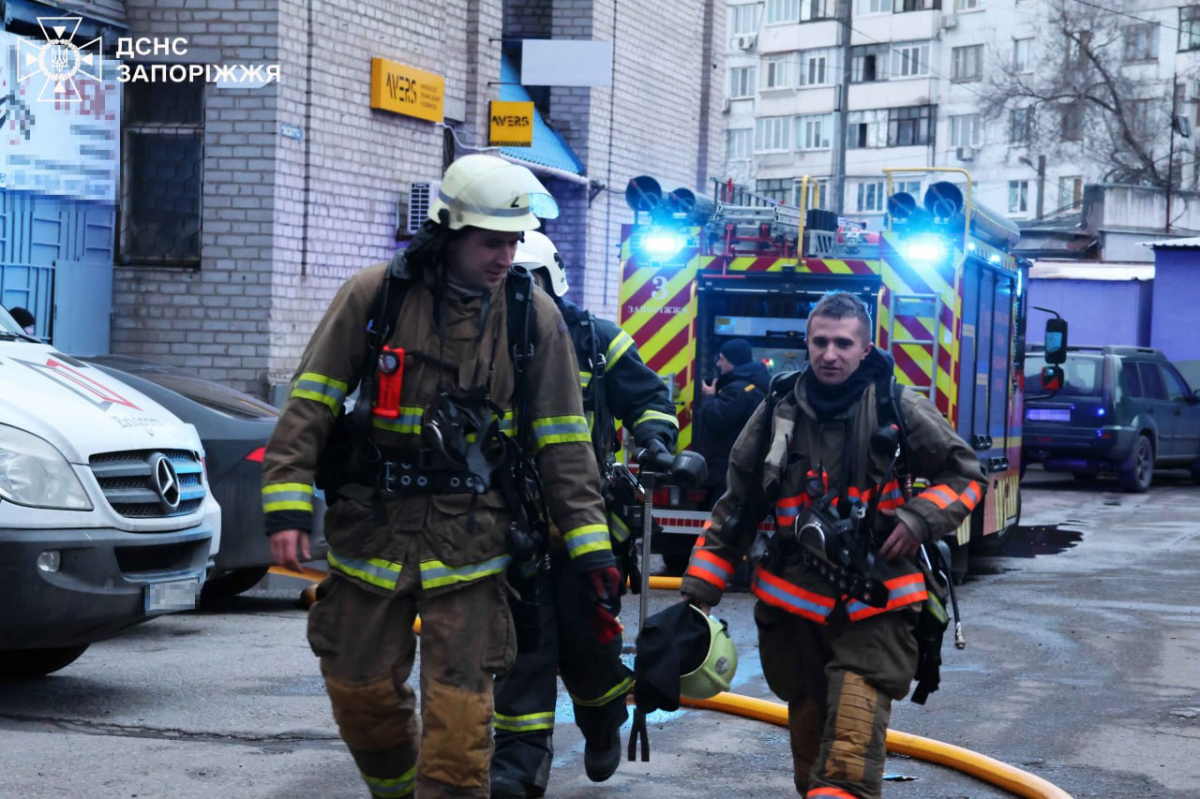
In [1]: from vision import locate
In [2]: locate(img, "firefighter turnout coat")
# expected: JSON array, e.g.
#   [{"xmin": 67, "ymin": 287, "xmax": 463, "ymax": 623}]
[
  {"xmin": 262, "ymin": 260, "xmax": 614, "ymax": 596},
  {"xmin": 681, "ymin": 357, "xmax": 985, "ymax": 622}
]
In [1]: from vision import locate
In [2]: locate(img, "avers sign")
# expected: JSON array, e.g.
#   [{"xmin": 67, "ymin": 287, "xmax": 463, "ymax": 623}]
[
  {"xmin": 489, "ymin": 101, "xmax": 534, "ymax": 147},
  {"xmin": 369, "ymin": 58, "xmax": 444, "ymax": 123}
]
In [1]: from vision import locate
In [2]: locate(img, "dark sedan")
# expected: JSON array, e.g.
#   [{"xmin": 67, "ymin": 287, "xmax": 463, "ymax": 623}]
[{"xmin": 81, "ymin": 355, "xmax": 327, "ymax": 598}]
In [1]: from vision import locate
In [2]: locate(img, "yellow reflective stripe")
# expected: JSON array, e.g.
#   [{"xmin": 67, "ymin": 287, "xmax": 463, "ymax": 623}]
[
  {"xmin": 262, "ymin": 482, "xmax": 314, "ymax": 513},
  {"xmin": 327, "ymin": 550, "xmax": 402, "ymax": 591},
  {"xmin": 494, "ymin": 711, "xmax": 556, "ymax": 732},
  {"xmin": 633, "ymin": 409, "xmax": 679, "ymax": 429},
  {"xmin": 371, "ymin": 405, "xmax": 425, "ymax": 435},
  {"xmin": 608, "ymin": 511, "xmax": 632, "ymax": 543},
  {"xmin": 290, "ymin": 372, "xmax": 348, "ymax": 415},
  {"xmin": 531, "ymin": 415, "xmax": 590, "ymax": 451},
  {"xmin": 570, "ymin": 675, "xmax": 633, "ymax": 708},
  {"xmin": 419, "ymin": 554, "xmax": 510, "ymax": 590},
  {"xmin": 562, "ymin": 523, "xmax": 610, "ymax": 557},
  {"xmin": 606, "ymin": 330, "xmax": 635, "ymax": 368},
  {"xmin": 580, "ymin": 371, "xmax": 592, "ymax": 389},
  {"xmin": 361, "ymin": 766, "xmax": 416, "ymax": 797}
]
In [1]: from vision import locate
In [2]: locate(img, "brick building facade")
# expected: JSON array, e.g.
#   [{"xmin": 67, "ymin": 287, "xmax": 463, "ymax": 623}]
[{"xmin": 106, "ymin": 0, "xmax": 723, "ymax": 398}]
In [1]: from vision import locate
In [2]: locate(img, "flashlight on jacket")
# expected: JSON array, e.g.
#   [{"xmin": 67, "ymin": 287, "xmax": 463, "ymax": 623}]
[{"xmin": 374, "ymin": 346, "xmax": 405, "ymax": 419}]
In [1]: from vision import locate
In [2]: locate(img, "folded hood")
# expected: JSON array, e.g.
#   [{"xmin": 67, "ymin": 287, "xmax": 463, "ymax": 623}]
[{"xmin": 0, "ymin": 342, "xmax": 202, "ymax": 462}]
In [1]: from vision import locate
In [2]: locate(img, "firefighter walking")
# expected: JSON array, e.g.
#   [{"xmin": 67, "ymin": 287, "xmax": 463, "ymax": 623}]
[
  {"xmin": 489, "ymin": 231, "xmax": 679, "ymax": 798},
  {"xmin": 681, "ymin": 292, "xmax": 985, "ymax": 799},
  {"xmin": 262, "ymin": 155, "xmax": 621, "ymax": 798}
]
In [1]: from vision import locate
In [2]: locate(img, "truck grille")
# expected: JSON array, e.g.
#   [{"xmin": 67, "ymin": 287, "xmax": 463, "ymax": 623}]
[{"xmin": 89, "ymin": 449, "xmax": 206, "ymax": 519}]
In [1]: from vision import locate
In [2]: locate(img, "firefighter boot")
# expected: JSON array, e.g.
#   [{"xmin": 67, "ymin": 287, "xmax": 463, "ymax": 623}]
[
  {"xmin": 788, "ymin": 696, "xmax": 825, "ymax": 795},
  {"xmin": 583, "ymin": 727, "xmax": 622, "ymax": 782}
]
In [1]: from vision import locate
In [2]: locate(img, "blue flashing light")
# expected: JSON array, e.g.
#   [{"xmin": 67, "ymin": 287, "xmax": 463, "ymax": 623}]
[
  {"xmin": 641, "ymin": 232, "xmax": 685, "ymax": 257},
  {"xmin": 1097, "ymin": 407, "xmax": 1106, "ymax": 417},
  {"xmin": 989, "ymin": 253, "xmax": 1002, "ymax": 264},
  {"xmin": 903, "ymin": 234, "xmax": 948, "ymax": 266}
]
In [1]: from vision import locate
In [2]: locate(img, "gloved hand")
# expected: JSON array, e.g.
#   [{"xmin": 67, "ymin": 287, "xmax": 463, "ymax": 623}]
[
  {"xmin": 637, "ymin": 438, "xmax": 674, "ymax": 473},
  {"xmin": 583, "ymin": 565, "xmax": 623, "ymax": 644}
]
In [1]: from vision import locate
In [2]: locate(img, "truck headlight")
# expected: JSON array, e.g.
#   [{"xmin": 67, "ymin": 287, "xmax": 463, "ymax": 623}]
[{"xmin": 0, "ymin": 425, "xmax": 93, "ymax": 510}]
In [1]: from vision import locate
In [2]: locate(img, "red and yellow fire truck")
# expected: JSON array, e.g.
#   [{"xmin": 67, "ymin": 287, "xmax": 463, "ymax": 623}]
[{"xmin": 617, "ymin": 168, "xmax": 1029, "ymax": 578}]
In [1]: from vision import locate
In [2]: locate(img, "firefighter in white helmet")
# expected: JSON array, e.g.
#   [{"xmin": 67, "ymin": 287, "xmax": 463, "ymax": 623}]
[
  {"xmin": 263, "ymin": 154, "xmax": 620, "ymax": 798},
  {"xmin": 490, "ymin": 230, "xmax": 681, "ymax": 798}
]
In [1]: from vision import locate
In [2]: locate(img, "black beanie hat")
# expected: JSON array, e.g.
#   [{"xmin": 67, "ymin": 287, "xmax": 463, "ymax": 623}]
[{"xmin": 720, "ymin": 338, "xmax": 753, "ymax": 367}]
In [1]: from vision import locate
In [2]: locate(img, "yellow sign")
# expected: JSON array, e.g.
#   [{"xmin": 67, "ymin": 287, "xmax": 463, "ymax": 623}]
[
  {"xmin": 369, "ymin": 58, "xmax": 444, "ymax": 123},
  {"xmin": 489, "ymin": 101, "xmax": 534, "ymax": 147}
]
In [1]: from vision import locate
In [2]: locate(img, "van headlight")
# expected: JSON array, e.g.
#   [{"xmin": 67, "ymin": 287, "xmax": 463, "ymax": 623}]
[{"xmin": 0, "ymin": 425, "xmax": 93, "ymax": 510}]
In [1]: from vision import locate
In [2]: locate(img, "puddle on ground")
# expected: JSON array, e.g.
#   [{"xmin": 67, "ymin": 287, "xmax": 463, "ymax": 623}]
[{"xmin": 999, "ymin": 524, "xmax": 1083, "ymax": 558}]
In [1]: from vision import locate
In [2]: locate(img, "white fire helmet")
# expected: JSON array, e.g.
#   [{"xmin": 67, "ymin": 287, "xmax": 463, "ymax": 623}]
[
  {"xmin": 514, "ymin": 230, "xmax": 569, "ymax": 297},
  {"xmin": 428, "ymin": 154, "xmax": 560, "ymax": 232}
]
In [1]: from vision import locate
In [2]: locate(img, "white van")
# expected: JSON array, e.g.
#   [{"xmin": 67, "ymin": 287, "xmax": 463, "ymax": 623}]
[{"xmin": 0, "ymin": 309, "xmax": 215, "ymax": 678}]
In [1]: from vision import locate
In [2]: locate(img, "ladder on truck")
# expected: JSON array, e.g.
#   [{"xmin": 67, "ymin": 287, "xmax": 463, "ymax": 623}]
[{"xmin": 886, "ymin": 292, "xmax": 943, "ymax": 399}]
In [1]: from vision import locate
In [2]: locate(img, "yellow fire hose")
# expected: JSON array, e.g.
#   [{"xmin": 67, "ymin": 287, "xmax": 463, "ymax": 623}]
[{"xmin": 270, "ymin": 565, "xmax": 1072, "ymax": 798}]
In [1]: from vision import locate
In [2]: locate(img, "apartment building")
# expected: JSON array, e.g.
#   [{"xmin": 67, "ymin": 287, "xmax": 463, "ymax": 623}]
[{"xmin": 724, "ymin": 0, "xmax": 1200, "ymax": 235}]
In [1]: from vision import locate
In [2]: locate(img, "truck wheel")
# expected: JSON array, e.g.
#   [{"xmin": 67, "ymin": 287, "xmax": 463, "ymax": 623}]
[
  {"xmin": 1117, "ymin": 435, "xmax": 1154, "ymax": 493},
  {"xmin": 0, "ymin": 645, "xmax": 89, "ymax": 679},
  {"xmin": 202, "ymin": 566, "xmax": 270, "ymax": 600},
  {"xmin": 659, "ymin": 536, "xmax": 697, "ymax": 575}
]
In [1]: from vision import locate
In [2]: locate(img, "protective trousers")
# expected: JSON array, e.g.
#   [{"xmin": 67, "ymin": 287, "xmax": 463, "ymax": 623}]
[
  {"xmin": 755, "ymin": 602, "xmax": 919, "ymax": 799},
  {"xmin": 491, "ymin": 550, "xmax": 632, "ymax": 796},
  {"xmin": 307, "ymin": 567, "xmax": 516, "ymax": 798}
]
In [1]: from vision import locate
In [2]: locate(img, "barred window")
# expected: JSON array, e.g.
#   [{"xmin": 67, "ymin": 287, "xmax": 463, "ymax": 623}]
[
  {"xmin": 119, "ymin": 78, "xmax": 204, "ymax": 266},
  {"xmin": 888, "ymin": 104, "xmax": 934, "ymax": 146}
]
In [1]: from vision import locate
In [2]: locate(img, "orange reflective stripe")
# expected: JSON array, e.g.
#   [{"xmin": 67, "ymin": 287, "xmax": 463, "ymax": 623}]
[
  {"xmin": 845, "ymin": 571, "xmax": 928, "ymax": 621},
  {"xmin": 961, "ymin": 481, "xmax": 982, "ymax": 511},
  {"xmin": 694, "ymin": 549, "xmax": 735, "ymax": 577},
  {"xmin": 686, "ymin": 562, "xmax": 727, "ymax": 590},
  {"xmin": 752, "ymin": 567, "xmax": 835, "ymax": 624},
  {"xmin": 807, "ymin": 787, "xmax": 858, "ymax": 798},
  {"xmin": 918, "ymin": 484, "xmax": 956, "ymax": 510}
]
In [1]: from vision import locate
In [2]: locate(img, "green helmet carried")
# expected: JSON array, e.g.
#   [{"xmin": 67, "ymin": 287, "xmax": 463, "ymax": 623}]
[{"xmin": 678, "ymin": 606, "xmax": 738, "ymax": 700}]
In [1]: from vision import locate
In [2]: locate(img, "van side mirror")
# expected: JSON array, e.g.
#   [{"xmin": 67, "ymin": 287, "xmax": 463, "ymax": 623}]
[
  {"xmin": 1044, "ymin": 317, "xmax": 1068, "ymax": 365},
  {"xmin": 1041, "ymin": 365, "xmax": 1064, "ymax": 392},
  {"xmin": 1188, "ymin": 389, "xmax": 1200, "ymax": 405}
]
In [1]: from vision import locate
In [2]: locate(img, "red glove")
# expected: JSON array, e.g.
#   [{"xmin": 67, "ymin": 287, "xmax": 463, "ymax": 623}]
[{"xmin": 584, "ymin": 565, "xmax": 623, "ymax": 645}]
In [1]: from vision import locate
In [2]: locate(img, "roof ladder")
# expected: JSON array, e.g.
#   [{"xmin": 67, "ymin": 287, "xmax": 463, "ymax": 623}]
[{"xmin": 886, "ymin": 292, "xmax": 943, "ymax": 398}]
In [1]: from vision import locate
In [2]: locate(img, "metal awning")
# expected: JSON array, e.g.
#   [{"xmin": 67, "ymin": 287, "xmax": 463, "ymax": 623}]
[
  {"xmin": 1029, "ymin": 260, "xmax": 1154, "ymax": 281},
  {"xmin": 1142, "ymin": 236, "xmax": 1200, "ymax": 250}
]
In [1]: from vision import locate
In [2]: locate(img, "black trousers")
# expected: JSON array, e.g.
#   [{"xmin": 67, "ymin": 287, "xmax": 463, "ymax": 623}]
[{"xmin": 491, "ymin": 550, "xmax": 632, "ymax": 795}]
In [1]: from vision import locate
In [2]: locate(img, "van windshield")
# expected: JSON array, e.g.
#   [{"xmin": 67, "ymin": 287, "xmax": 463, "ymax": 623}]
[
  {"xmin": 1026, "ymin": 353, "xmax": 1104, "ymax": 396},
  {"xmin": 0, "ymin": 307, "xmax": 24, "ymax": 335}
]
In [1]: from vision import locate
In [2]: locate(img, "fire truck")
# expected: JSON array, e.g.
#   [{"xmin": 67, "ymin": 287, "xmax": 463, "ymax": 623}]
[{"xmin": 617, "ymin": 168, "xmax": 1029, "ymax": 579}]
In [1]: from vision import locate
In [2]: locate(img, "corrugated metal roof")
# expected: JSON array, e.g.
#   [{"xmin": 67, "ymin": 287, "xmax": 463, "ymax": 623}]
[
  {"xmin": 1029, "ymin": 260, "xmax": 1154, "ymax": 281},
  {"xmin": 1142, "ymin": 236, "xmax": 1200, "ymax": 249},
  {"xmin": 499, "ymin": 55, "xmax": 585, "ymax": 178}
]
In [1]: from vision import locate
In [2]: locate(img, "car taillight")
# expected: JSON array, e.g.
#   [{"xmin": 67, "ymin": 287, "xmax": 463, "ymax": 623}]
[{"xmin": 246, "ymin": 447, "xmax": 266, "ymax": 463}]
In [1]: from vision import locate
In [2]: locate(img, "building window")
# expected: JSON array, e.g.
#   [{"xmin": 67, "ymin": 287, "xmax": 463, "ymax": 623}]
[
  {"xmin": 896, "ymin": 0, "xmax": 940, "ymax": 11},
  {"xmin": 727, "ymin": 128, "xmax": 754, "ymax": 160},
  {"xmin": 955, "ymin": 0, "xmax": 982, "ymax": 9},
  {"xmin": 1180, "ymin": 6, "xmax": 1200, "ymax": 51},
  {"xmin": 801, "ymin": 0, "xmax": 832, "ymax": 21},
  {"xmin": 891, "ymin": 41, "xmax": 930, "ymax": 78},
  {"xmin": 854, "ymin": 180, "xmax": 887, "ymax": 212},
  {"xmin": 952, "ymin": 44, "xmax": 983, "ymax": 81},
  {"xmin": 731, "ymin": 2, "xmax": 763, "ymax": 34},
  {"xmin": 1010, "ymin": 107, "xmax": 1032, "ymax": 144},
  {"xmin": 767, "ymin": 0, "xmax": 799, "ymax": 23},
  {"xmin": 119, "ymin": 77, "xmax": 204, "ymax": 266},
  {"xmin": 895, "ymin": 179, "xmax": 922, "ymax": 198},
  {"xmin": 1123, "ymin": 24, "xmax": 1158, "ymax": 62},
  {"xmin": 950, "ymin": 114, "xmax": 981, "ymax": 148},
  {"xmin": 730, "ymin": 66, "xmax": 757, "ymax": 98},
  {"xmin": 1057, "ymin": 176, "xmax": 1083, "ymax": 210},
  {"xmin": 797, "ymin": 113, "xmax": 832, "ymax": 150},
  {"xmin": 1068, "ymin": 29, "xmax": 1093, "ymax": 66},
  {"xmin": 856, "ymin": 0, "xmax": 893, "ymax": 13},
  {"xmin": 847, "ymin": 109, "xmax": 887, "ymax": 148},
  {"xmin": 764, "ymin": 55, "xmax": 792, "ymax": 88},
  {"xmin": 888, "ymin": 104, "xmax": 934, "ymax": 146},
  {"xmin": 794, "ymin": 178, "xmax": 829, "ymax": 208},
  {"xmin": 757, "ymin": 178, "xmax": 792, "ymax": 204},
  {"xmin": 1013, "ymin": 38, "xmax": 1033, "ymax": 72},
  {"xmin": 851, "ymin": 44, "xmax": 888, "ymax": 82},
  {"xmin": 800, "ymin": 49, "xmax": 831, "ymax": 86},
  {"xmin": 755, "ymin": 116, "xmax": 792, "ymax": 152},
  {"xmin": 1129, "ymin": 99, "xmax": 1157, "ymax": 138},
  {"xmin": 1061, "ymin": 105, "xmax": 1082, "ymax": 141},
  {"xmin": 1008, "ymin": 180, "xmax": 1029, "ymax": 214}
]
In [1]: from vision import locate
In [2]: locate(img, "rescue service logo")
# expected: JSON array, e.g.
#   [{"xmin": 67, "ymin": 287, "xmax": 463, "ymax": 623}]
[
  {"xmin": 14, "ymin": 356, "xmax": 142, "ymax": 413},
  {"xmin": 16, "ymin": 17, "xmax": 102, "ymax": 102}
]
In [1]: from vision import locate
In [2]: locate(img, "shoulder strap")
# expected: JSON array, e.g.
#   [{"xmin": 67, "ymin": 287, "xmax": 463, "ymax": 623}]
[
  {"xmin": 505, "ymin": 266, "xmax": 538, "ymax": 449},
  {"xmin": 350, "ymin": 259, "xmax": 412, "ymax": 437},
  {"xmin": 873, "ymin": 373, "xmax": 910, "ymax": 474}
]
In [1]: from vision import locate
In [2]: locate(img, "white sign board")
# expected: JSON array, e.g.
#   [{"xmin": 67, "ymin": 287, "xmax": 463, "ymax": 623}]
[
  {"xmin": 521, "ymin": 40, "xmax": 613, "ymax": 87},
  {"xmin": 0, "ymin": 30, "xmax": 121, "ymax": 202}
]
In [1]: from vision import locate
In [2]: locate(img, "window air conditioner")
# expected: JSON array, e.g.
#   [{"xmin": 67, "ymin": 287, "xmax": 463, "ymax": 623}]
[
  {"xmin": 406, "ymin": 180, "xmax": 440, "ymax": 235},
  {"xmin": 955, "ymin": 147, "xmax": 976, "ymax": 162},
  {"xmin": 941, "ymin": 15, "xmax": 958, "ymax": 30},
  {"xmin": 735, "ymin": 34, "xmax": 757, "ymax": 51}
]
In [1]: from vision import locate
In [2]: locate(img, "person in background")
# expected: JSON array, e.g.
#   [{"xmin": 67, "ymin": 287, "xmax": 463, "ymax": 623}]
[{"xmin": 9, "ymin": 307, "xmax": 35, "ymax": 336}]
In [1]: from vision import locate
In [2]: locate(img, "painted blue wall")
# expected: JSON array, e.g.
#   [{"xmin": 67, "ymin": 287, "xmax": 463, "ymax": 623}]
[
  {"xmin": 1027, "ymin": 279, "xmax": 1150, "ymax": 348},
  {"xmin": 1151, "ymin": 249, "xmax": 1200, "ymax": 387}
]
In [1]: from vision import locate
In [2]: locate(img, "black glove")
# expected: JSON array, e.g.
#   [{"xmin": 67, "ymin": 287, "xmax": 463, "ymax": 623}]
[{"xmin": 637, "ymin": 438, "xmax": 674, "ymax": 473}]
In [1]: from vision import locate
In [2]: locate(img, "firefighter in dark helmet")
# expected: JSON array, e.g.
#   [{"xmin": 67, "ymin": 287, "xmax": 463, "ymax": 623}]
[{"xmin": 262, "ymin": 155, "xmax": 620, "ymax": 798}]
